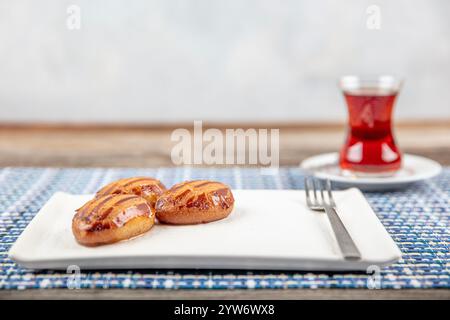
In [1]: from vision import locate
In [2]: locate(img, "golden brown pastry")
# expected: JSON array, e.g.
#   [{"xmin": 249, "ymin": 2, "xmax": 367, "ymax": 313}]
[
  {"xmin": 155, "ymin": 180, "xmax": 234, "ymax": 225},
  {"xmin": 72, "ymin": 194, "xmax": 155, "ymax": 246},
  {"xmin": 96, "ymin": 177, "xmax": 166, "ymax": 209}
]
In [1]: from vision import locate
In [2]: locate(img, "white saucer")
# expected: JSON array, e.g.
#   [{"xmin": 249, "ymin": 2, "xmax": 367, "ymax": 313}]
[{"xmin": 300, "ymin": 153, "xmax": 442, "ymax": 191}]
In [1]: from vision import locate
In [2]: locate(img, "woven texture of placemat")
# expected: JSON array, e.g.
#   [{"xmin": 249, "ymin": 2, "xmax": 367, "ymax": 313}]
[{"xmin": 0, "ymin": 167, "xmax": 449, "ymax": 290}]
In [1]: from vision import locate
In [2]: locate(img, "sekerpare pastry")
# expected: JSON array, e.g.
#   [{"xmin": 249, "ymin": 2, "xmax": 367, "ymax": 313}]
[
  {"xmin": 72, "ymin": 194, "xmax": 155, "ymax": 246},
  {"xmin": 96, "ymin": 177, "xmax": 166, "ymax": 209},
  {"xmin": 155, "ymin": 180, "xmax": 234, "ymax": 225}
]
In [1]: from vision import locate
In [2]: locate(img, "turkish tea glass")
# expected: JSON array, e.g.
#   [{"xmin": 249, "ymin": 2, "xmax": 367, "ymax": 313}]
[{"xmin": 339, "ymin": 75, "xmax": 403, "ymax": 176}]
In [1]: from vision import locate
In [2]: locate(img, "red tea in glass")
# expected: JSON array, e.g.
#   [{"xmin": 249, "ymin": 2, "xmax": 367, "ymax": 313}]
[{"xmin": 339, "ymin": 76, "xmax": 403, "ymax": 175}]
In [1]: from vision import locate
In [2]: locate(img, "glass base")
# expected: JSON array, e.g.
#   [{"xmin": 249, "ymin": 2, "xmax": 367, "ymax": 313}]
[{"xmin": 339, "ymin": 168, "xmax": 400, "ymax": 178}]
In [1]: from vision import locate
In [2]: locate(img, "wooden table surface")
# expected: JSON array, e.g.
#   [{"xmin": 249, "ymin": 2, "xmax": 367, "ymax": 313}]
[
  {"xmin": 0, "ymin": 122, "xmax": 449, "ymax": 300},
  {"xmin": 0, "ymin": 122, "xmax": 449, "ymax": 167}
]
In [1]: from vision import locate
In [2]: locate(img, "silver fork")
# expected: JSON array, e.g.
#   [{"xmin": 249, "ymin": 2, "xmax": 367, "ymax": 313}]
[{"xmin": 304, "ymin": 177, "xmax": 361, "ymax": 260}]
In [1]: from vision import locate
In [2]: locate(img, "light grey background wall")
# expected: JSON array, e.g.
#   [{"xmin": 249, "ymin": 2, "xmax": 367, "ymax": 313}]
[{"xmin": 0, "ymin": 0, "xmax": 449, "ymax": 123}]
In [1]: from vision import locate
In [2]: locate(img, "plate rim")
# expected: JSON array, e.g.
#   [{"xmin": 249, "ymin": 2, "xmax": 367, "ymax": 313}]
[{"xmin": 300, "ymin": 152, "xmax": 442, "ymax": 185}]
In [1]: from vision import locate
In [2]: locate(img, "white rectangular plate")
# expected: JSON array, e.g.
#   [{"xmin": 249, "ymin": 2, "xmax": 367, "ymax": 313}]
[{"xmin": 9, "ymin": 189, "xmax": 401, "ymax": 271}]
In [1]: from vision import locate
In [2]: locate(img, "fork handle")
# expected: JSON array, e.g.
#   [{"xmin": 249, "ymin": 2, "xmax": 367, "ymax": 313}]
[{"xmin": 323, "ymin": 205, "xmax": 361, "ymax": 260}]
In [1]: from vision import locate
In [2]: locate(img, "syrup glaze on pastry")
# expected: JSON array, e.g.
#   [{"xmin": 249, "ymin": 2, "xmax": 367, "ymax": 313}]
[
  {"xmin": 96, "ymin": 177, "xmax": 166, "ymax": 209},
  {"xmin": 155, "ymin": 180, "xmax": 234, "ymax": 225},
  {"xmin": 72, "ymin": 194, "xmax": 154, "ymax": 246}
]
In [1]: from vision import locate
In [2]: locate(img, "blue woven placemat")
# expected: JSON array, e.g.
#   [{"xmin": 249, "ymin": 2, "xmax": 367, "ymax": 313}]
[{"xmin": 0, "ymin": 167, "xmax": 449, "ymax": 290}]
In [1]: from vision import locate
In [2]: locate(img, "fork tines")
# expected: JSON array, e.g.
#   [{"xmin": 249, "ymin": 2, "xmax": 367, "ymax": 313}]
[{"xmin": 304, "ymin": 177, "xmax": 336, "ymax": 208}]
